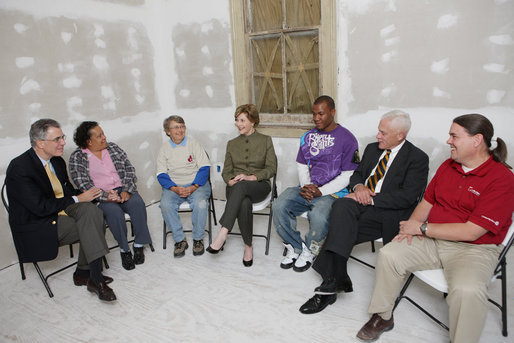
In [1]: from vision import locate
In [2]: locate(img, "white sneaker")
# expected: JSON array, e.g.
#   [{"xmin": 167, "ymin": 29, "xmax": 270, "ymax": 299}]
[
  {"xmin": 280, "ymin": 243, "xmax": 299, "ymax": 269},
  {"xmin": 293, "ymin": 243, "xmax": 314, "ymax": 272}
]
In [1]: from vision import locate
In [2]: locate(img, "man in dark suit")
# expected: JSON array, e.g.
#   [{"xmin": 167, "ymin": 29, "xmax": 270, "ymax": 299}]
[
  {"xmin": 299, "ymin": 110, "xmax": 429, "ymax": 314},
  {"xmin": 5, "ymin": 119, "xmax": 116, "ymax": 301}
]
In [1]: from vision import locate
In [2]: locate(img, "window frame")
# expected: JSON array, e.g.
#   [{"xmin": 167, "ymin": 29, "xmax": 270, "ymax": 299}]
[{"xmin": 229, "ymin": 0, "xmax": 337, "ymax": 137}]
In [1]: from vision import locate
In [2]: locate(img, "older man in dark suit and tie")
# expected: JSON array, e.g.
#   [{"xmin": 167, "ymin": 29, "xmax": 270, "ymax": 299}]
[
  {"xmin": 5, "ymin": 118, "xmax": 116, "ymax": 301},
  {"xmin": 299, "ymin": 110, "xmax": 429, "ymax": 314}
]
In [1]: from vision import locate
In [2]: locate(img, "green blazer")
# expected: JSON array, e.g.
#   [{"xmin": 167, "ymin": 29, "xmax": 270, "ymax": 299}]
[{"xmin": 222, "ymin": 131, "xmax": 277, "ymax": 184}]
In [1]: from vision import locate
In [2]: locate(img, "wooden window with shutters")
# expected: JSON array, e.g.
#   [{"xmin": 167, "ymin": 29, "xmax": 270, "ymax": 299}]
[{"xmin": 230, "ymin": 0, "xmax": 337, "ymax": 137}]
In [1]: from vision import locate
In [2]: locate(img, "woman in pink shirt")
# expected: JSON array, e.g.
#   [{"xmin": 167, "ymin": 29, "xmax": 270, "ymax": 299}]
[{"xmin": 69, "ymin": 121, "xmax": 153, "ymax": 270}]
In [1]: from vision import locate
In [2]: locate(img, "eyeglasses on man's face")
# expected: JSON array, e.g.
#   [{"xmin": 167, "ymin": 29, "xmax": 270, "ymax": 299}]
[
  {"xmin": 44, "ymin": 134, "xmax": 66, "ymax": 143},
  {"xmin": 169, "ymin": 125, "xmax": 186, "ymax": 130}
]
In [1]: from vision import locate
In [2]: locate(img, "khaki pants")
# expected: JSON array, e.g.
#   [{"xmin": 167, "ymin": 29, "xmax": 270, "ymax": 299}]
[{"xmin": 368, "ymin": 237, "xmax": 501, "ymax": 343}]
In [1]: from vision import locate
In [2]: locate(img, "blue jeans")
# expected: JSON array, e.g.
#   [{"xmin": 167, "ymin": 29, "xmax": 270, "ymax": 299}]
[
  {"xmin": 160, "ymin": 183, "xmax": 211, "ymax": 243},
  {"xmin": 273, "ymin": 186, "xmax": 336, "ymax": 255},
  {"xmin": 98, "ymin": 192, "xmax": 152, "ymax": 252}
]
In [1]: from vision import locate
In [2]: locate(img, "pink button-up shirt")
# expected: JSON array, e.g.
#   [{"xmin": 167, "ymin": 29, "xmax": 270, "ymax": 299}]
[{"xmin": 84, "ymin": 148, "xmax": 122, "ymax": 191}]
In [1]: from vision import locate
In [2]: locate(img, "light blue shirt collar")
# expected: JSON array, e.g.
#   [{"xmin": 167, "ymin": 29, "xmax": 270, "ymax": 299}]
[{"xmin": 169, "ymin": 136, "xmax": 187, "ymax": 148}]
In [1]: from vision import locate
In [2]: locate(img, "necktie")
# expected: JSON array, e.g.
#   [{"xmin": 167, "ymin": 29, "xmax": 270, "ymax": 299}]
[
  {"xmin": 366, "ymin": 149, "xmax": 391, "ymax": 192},
  {"xmin": 45, "ymin": 162, "xmax": 67, "ymax": 216}
]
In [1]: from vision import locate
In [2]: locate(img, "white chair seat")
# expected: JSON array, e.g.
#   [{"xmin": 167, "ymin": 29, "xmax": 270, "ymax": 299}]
[
  {"xmin": 178, "ymin": 202, "xmax": 191, "ymax": 210},
  {"xmin": 252, "ymin": 192, "xmax": 272, "ymax": 212}
]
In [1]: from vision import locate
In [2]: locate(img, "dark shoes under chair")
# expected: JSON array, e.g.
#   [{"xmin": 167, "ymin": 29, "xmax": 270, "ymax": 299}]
[
  {"xmin": 299, "ymin": 278, "xmax": 354, "ymax": 314},
  {"xmin": 193, "ymin": 240, "xmax": 204, "ymax": 256},
  {"xmin": 73, "ymin": 272, "xmax": 113, "ymax": 286},
  {"xmin": 133, "ymin": 246, "xmax": 145, "ymax": 264},
  {"xmin": 121, "ymin": 251, "xmax": 135, "ymax": 270},
  {"xmin": 174, "ymin": 239, "xmax": 189, "ymax": 257},
  {"xmin": 86, "ymin": 279, "xmax": 117, "ymax": 302},
  {"xmin": 300, "ymin": 294, "xmax": 337, "ymax": 314},
  {"xmin": 121, "ymin": 245, "xmax": 146, "ymax": 269},
  {"xmin": 356, "ymin": 314, "xmax": 394, "ymax": 341}
]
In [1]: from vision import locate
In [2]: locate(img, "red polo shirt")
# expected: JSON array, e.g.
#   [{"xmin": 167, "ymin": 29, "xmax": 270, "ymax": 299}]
[{"xmin": 424, "ymin": 156, "xmax": 514, "ymax": 245}]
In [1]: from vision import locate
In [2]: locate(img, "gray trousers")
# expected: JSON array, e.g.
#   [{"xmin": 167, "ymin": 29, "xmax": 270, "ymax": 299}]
[
  {"xmin": 368, "ymin": 237, "xmax": 501, "ymax": 343},
  {"xmin": 57, "ymin": 202, "xmax": 109, "ymax": 270},
  {"xmin": 219, "ymin": 180, "xmax": 270, "ymax": 246}
]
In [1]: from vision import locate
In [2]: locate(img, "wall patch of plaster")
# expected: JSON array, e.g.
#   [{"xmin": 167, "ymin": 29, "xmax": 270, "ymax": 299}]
[
  {"xmin": 381, "ymin": 85, "xmax": 396, "ymax": 97},
  {"xmin": 437, "ymin": 14, "xmax": 458, "ymax": 29},
  {"xmin": 20, "ymin": 78, "xmax": 40, "ymax": 95},
  {"xmin": 483, "ymin": 63, "xmax": 507, "ymax": 74},
  {"xmin": 67, "ymin": 96, "xmax": 84, "ymax": 120},
  {"xmin": 205, "ymin": 85, "xmax": 213, "ymax": 98},
  {"xmin": 58, "ymin": 63, "xmax": 75, "ymax": 73},
  {"xmin": 179, "ymin": 89, "xmax": 191, "ymax": 97},
  {"xmin": 29, "ymin": 103, "xmax": 41, "ymax": 112},
  {"xmin": 380, "ymin": 24, "xmax": 396, "ymax": 37},
  {"xmin": 14, "ymin": 23, "xmax": 29, "ymax": 34},
  {"xmin": 489, "ymin": 34, "xmax": 513, "ymax": 45},
  {"xmin": 95, "ymin": 39, "xmax": 106, "ymax": 48},
  {"xmin": 486, "ymin": 89, "xmax": 505, "ymax": 104},
  {"xmin": 93, "ymin": 55, "xmax": 109, "ymax": 70},
  {"xmin": 15, "ymin": 57, "xmax": 34, "ymax": 68},
  {"xmin": 433, "ymin": 87, "xmax": 451, "ymax": 99},
  {"xmin": 381, "ymin": 50, "xmax": 397, "ymax": 62},
  {"xmin": 62, "ymin": 75, "xmax": 82, "ymax": 88},
  {"xmin": 61, "ymin": 32, "xmax": 72, "ymax": 44},
  {"xmin": 431, "ymin": 58, "xmax": 449, "ymax": 74}
]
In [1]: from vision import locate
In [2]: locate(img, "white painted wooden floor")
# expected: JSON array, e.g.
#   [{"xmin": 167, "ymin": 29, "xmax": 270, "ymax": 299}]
[{"xmin": 0, "ymin": 201, "xmax": 512, "ymax": 343}]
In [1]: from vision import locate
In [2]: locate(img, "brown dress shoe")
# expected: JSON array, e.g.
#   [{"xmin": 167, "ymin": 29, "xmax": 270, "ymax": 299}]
[
  {"xmin": 356, "ymin": 314, "xmax": 394, "ymax": 342},
  {"xmin": 86, "ymin": 279, "xmax": 117, "ymax": 302},
  {"xmin": 73, "ymin": 273, "xmax": 113, "ymax": 286}
]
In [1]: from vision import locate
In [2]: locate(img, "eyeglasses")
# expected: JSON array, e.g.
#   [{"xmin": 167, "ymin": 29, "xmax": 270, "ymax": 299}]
[
  {"xmin": 44, "ymin": 135, "xmax": 66, "ymax": 143},
  {"xmin": 169, "ymin": 125, "xmax": 186, "ymax": 130}
]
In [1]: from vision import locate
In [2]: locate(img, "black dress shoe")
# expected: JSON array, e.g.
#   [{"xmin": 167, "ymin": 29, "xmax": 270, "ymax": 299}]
[
  {"xmin": 299, "ymin": 294, "xmax": 337, "ymax": 314},
  {"xmin": 133, "ymin": 246, "xmax": 145, "ymax": 265},
  {"xmin": 206, "ymin": 242, "xmax": 225, "ymax": 254},
  {"xmin": 73, "ymin": 272, "xmax": 113, "ymax": 286},
  {"xmin": 242, "ymin": 258, "xmax": 253, "ymax": 267},
  {"xmin": 121, "ymin": 251, "xmax": 135, "ymax": 270},
  {"xmin": 315, "ymin": 277, "xmax": 353, "ymax": 294},
  {"xmin": 86, "ymin": 279, "xmax": 117, "ymax": 302}
]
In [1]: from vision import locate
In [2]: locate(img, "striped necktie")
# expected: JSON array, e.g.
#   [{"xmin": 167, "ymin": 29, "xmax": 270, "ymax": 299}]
[
  {"xmin": 366, "ymin": 149, "xmax": 391, "ymax": 192},
  {"xmin": 44, "ymin": 162, "xmax": 67, "ymax": 216}
]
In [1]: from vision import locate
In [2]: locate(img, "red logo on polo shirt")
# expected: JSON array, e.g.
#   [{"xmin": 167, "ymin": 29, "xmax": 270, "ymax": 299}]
[{"xmin": 188, "ymin": 155, "xmax": 193, "ymax": 162}]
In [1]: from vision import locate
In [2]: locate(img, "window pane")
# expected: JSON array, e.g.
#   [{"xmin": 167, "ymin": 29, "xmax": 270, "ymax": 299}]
[
  {"xmin": 286, "ymin": 0, "xmax": 320, "ymax": 28},
  {"xmin": 285, "ymin": 31, "xmax": 319, "ymax": 113},
  {"xmin": 249, "ymin": 0, "xmax": 283, "ymax": 32},
  {"xmin": 251, "ymin": 36, "xmax": 284, "ymax": 113}
]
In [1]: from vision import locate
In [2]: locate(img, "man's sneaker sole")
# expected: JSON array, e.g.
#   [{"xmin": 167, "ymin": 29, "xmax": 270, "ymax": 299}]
[
  {"xmin": 280, "ymin": 258, "xmax": 296, "ymax": 269},
  {"xmin": 293, "ymin": 261, "xmax": 311, "ymax": 272},
  {"xmin": 193, "ymin": 249, "xmax": 204, "ymax": 256}
]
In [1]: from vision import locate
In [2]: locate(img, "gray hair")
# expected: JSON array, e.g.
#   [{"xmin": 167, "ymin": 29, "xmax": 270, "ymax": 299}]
[
  {"xmin": 381, "ymin": 110, "xmax": 411, "ymax": 135},
  {"xmin": 163, "ymin": 115, "xmax": 185, "ymax": 131},
  {"xmin": 29, "ymin": 118, "xmax": 61, "ymax": 147}
]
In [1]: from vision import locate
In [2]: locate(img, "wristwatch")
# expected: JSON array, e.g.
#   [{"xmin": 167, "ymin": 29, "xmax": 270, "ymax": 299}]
[{"xmin": 419, "ymin": 222, "xmax": 428, "ymax": 236}]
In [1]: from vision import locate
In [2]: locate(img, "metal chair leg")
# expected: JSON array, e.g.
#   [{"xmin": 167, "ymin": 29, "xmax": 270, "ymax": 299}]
[{"xmin": 33, "ymin": 262, "xmax": 54, "ymax": 298}]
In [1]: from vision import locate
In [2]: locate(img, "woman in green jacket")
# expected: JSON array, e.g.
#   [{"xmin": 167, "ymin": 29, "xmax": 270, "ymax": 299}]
[{"xmin": 207, "ymin": 104, "xmax": 277, "ymax": 267}]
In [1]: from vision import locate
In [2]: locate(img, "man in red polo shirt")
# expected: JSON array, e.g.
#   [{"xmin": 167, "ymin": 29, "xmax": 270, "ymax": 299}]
[{"xmin": 356, "ymin": 114, "xmax": 514, "ymax": 343}]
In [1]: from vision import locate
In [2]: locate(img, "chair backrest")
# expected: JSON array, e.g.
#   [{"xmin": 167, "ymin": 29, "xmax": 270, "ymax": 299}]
[
  {"xmin": 495, "ymin": 221, "xmax": 514, "ymax": 274},
  {"xmin": 1, "ymin": 182, "xmax": 9, "ymax": 212}
]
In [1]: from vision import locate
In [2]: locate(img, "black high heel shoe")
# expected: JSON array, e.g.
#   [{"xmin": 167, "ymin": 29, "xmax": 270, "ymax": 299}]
[
  {"xmin": 242, "ymin": 258, "xmax": 253, "ymax": 267},
  {"xmin": 206, "ymin": 242, "xmax": 225, "ymax": 254}
]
